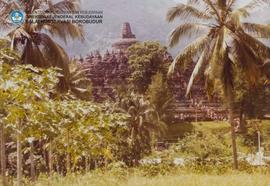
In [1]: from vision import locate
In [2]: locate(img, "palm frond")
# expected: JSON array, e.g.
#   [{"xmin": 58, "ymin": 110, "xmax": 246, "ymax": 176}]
[
  {"xmin": 168, "ymin": 23, "xmax": 207, "ymax": 48},
  {"xmin": 186, "ymin": 38, "xmax": 215, "ymax": 96},
  {"xmin": 168, "ymin": 34, "xmax": 210, "ymax": 75},
  {"xmin": 166, "ymin": 3, "xmax": 211, "ymax": 22},
  {"xmin": 221, "ymin": 47, "xmax": 234, "ymax": 100},
  {"xmin": 187, "ymin": 0, "xmax": 201, "ymax": 5},
  {"xmin": 207, "ymin": 27, "xmax": 225, "ymax": 80},
  {"xmin": 235, "ymin": 30, "xmax": 270, "ymax": 60},
  {"xmin": 227, "ymin": 0, "xmax": 237, "ymax": 9},
  {"xmin": 230, "ymin": 0, "xmax": 260, "ymax": 24},
  {"xmin": 203, "ymin": 0, "xmax": 222, "ymax": 21},
  {"xmin": 242, "ymin": 23, "xmax": 270, "ymax": 38},
  {"xmin": 257, "ymin": 0, "xmax": 270, "ymax": 5},
  {"xmin": 262, "ymin": 59, "xmax": 270, "ymax": 80},
  {"xmin": 35, "ymin": 0, "xmax": 84, "ymax": 42},
  {"xmin": 21, "ymin": 40, "xmax": 48, "ymax": 67},
  {"xmin": 38, "ymin": 33, "xmax": 70, "ymax": 78},
  {"xmin": 47, "ymin": 0, "xmax": 80, "ymax": 13},
  {"xmin": 186, "ymin": 50, "xmax": 207, "ymax": 97},
  {"xmin": 40, "ymin": 23, "xmax": 85, "ymax": 43},
  {"xmin": 231, "ymin": 38, "xmax": 262, "ymax": 84}
]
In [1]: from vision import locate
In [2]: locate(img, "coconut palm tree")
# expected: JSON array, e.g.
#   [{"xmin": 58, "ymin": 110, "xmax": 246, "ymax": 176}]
[
  {"xmin": 0, "ymin": 0, "xmax": 84, "ymax": 89},
  {"xmin": 167, "ymin": 0, "xmax": 270, "ymax": 169}
]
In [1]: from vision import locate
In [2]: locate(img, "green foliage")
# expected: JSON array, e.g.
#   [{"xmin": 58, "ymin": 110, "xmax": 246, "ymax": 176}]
[
  {"xmin": 127, "ymin": 41, "xmax": 168, "ymax": 93},
  {"xmin": 102, "ymin": 161, "xmax": 128, "ymax": 180},
  {"xmin": 233, "ymin": 69, "xmax": 270, "ymax": 119},
  {"xmin": 65, "ymin": 61, "xmax": 92, "ymax": 100},
  {"xmin": 0, "ymin": 39, "xmax": 20, "ymax": 64},
  {"xmin": 0, "ymin": 55, "xmax": 130, "ymax": 177},
  {"xmin": 146, "ymin": 72, "xmax": 174, "ymax": 122},
  {"xmin": 1, "ymin": 1, "xmax": 84, "ymax": 92},
  {"xmin": 138, "ymin": 163, "xmax": 175, "ymax": 177},
  {"xmin": 239, "ymin": 120, "xmax": 270, "ymax": 153},
  {"xmin": 176, "ymin": 132, "xmax": 231, "ymax": 160},
  {"xmin": 115, "ymin": 92, "xmax": 167, "ymax": 164},
  {"xmin": 0, "ymin": 63, "xmax": 59, "ymax": 130}
]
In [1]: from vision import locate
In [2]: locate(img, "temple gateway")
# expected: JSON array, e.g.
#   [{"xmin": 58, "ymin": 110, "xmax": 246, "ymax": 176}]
[{"xmin": 79, "ymin": 22, "xmax": 227, "ymax": 122}]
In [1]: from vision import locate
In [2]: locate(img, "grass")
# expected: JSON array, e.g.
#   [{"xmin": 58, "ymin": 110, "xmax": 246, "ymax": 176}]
[
  {"xmin": 165, "ymin": 120, "xmax": 270, "ymax": 153},
  {"xmin": 166, "ymin": 120, "xmax": 270, "ymax": 138},
  {"xmin": 166, "ymin": 121, "xmax": 230, "ymax": 140},
  {"xmin": 32, "ymin": 172, "xmax": 270, "ymax": 186}
]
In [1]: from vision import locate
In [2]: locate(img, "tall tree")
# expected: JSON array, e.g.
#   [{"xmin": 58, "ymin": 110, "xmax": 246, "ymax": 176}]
[
  {"xmin": 127, "ymin": 41, "xmax": 169, "ymax": 94},
  {"xmin": 116, "ymin": 92, "xmax": 167, "ymax": 164},
  {"xmin": 167, "ymin": 0, "xmax": 270, "ymax": 169},
  {"xmin": 0, "ymin": 39, "xmax": 19, "ymax": 186},
  {"xmin": 146, "ymin": 72, "xmax": 174, "ymax": 123}
]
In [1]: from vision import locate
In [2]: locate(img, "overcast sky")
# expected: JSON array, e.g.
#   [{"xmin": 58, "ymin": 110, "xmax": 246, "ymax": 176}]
[
  {"xmin": 74, "ymin": 0, "xmax": 270, "ymax": 56},
  {"xmin": 1, "ymin": 0, "xmax": 269, "ymax": 56}
]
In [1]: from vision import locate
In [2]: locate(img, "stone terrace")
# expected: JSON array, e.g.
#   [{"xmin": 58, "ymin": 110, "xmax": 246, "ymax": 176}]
[{"xmin": 78, "ymin": 23, "xmax": 227, "ymax": 121}]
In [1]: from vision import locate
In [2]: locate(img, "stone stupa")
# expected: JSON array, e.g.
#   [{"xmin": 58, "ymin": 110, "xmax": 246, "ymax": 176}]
[{"xmin": 112, "ymin": 22, "xmax": 138, "ymax": 51}]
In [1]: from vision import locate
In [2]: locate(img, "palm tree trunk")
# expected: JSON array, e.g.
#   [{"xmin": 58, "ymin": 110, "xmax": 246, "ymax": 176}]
[
  {"xmin": 66, "ymin": 131, "xmax": 71, "ymax": 174},
  {"xmin": 0, "ymin": 123, "xmax": 7, "ymax": 186},
  {"xmin": 30, "ymin": 141, "xmax": 35, "ymax": 182},
  {"xmin": 17, "ymin": 121, "xmax": 23, "ymax": 186},
  {"xmin": 229, "ymin": 107, "xmax": 238, "ymax": 169},
  {"xmin": 227, "ymin": 87, "xmax": 238, "ymax": 170}
]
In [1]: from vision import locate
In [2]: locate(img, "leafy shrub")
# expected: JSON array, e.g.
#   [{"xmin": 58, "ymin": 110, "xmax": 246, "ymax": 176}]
[
  {"xmin": 102, "ymin": 161, "xmax": 129, "ymax": 179},
  {"xmin": 175, "ymin": 132, "xmax": 231, "ymax": 160},
  {"xmin": 138, "ymin": 163, "xmax": 177, "ymax": 177}
]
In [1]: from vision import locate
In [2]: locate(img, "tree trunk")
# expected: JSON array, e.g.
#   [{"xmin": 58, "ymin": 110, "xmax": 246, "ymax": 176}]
[
  {"xmin": 94, "ymin": 159, "xmax": 97, "ymax": 169},
  {"xmin": 30, "ymin": 141, "xmax": 35, "ymax": 182},
  {"xmin": 239, "ymin": 104, "xmax": 247, "ymax": 133},
  {"xmin": 56, "ymin": 155, "xmax": 61, "ymax": 175},
  {"xmin": 17, "ymin": 121, "xmax": 23, "ymax": 186},
  {"xmin": 226, "ymin": 84, "xmax": 238, "ymax": 170},
  {"xmin": 66, "ymin": 153, "xmax": 71, "ymax": 174},
  {"xmin": 66, "ymin": 131, "xmax": 71, "ymax": 174},
  {"xmin": 0, "ymin": 123, "xmax": 7, "ymax": 186},
  {"xmin": 229, "ymin": 107, "xmax": 238, "ymax": 169},
  {"xmin": 48, "ymin": 141, "xmax": 53, "ymax": 177},
  {"xmin": 85, "ymin": 156, "xmax": 90, "ymax": 172}
]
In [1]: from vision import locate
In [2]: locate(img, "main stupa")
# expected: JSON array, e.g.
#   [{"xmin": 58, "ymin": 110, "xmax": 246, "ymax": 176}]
[{"xmin": 112, "ymin": 22, "xmax": 138, "ymax": 51}]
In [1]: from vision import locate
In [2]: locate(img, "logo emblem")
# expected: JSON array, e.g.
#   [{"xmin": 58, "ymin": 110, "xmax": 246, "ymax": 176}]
[{"xmin": 10, "ymin": 10, "xmax": 25, "ymax": 25}]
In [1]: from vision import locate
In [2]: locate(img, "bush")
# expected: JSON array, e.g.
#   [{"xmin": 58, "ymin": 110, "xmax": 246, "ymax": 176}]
[
  {"xmin": 174, "ymin": 132, "xmax": 231, "ymax": 160},
  {"xmin": 101, "ymin": 161, "xmax": 129, "ymax": 179},
  {"xmin": 138, "ymin": 163, "xmax": 177, "ymax": 177}
]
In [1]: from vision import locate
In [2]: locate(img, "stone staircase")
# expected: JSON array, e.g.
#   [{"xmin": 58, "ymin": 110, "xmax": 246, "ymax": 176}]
[{"xmin": 169, "ymin": 99, "xmax": 227, "ymax": 122}]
